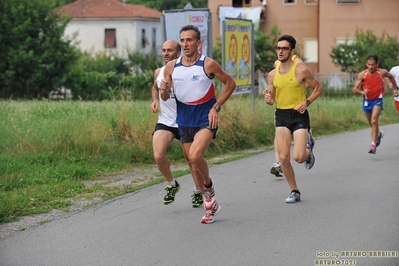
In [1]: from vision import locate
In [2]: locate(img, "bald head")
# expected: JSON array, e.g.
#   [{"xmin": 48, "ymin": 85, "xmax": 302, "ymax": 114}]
[{"xmin": 162, "ymin": 40, "xmax": 181, "ymax": 64}]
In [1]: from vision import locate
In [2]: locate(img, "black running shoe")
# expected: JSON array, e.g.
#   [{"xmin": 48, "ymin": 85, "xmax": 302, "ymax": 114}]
[
  {"xmin": 191, "ymin": 191, "xmax": 203, "ymax": 208},
  {"xmin": 163, "ymin": 181, "xmax": 181, "ymax": 205}
]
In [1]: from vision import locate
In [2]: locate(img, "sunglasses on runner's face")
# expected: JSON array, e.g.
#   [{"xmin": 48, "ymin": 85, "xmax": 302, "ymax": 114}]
[{"xmin": 276, "ymin": 46, "xmax": 291, "ymax": 51}]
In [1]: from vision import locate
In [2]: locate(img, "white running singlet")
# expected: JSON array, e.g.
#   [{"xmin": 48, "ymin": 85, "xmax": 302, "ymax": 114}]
[
  {"xmin": 390, "ymin": 66, "xmax": 399, "ymax": 102},
  {"xmin": 172, "ymin": 55, "xmax": 216, "ymax": 127},
  {"xmin": 156, "ymin": 66, "xmax": 178, "ymax": 127}
]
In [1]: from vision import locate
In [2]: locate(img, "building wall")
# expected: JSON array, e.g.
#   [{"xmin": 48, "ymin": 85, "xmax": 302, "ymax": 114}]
[
  {"xmin": 131, "ymin": 20, "xmax": 163, "ymax": 55},
  {"xmin": 319, "ymin": 0, "xmax": 399, "ymax": 72},
  {"xmin": 64, "ymin": 19, "xmax": 162, "ymax": 58},
  {"xmin": 208, "ymin": 0, "xmax": 399, "ymax": 73},
  {"xmin": 261, "ymin": 1, "xmax": 318, "ymax": 73},
  {"xmin": 209, "ymin": 0, "xmax": 231, "ymax": 46}
]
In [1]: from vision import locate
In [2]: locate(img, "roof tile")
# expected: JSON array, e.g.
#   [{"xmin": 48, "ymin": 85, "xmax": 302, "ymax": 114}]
[{"xmin": 59, "ymin": 0, "xmax": 161, "ymax": 19}]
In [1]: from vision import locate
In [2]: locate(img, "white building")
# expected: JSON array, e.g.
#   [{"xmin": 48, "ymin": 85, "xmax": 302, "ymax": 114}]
[{"xmin": 59, "ymin": 0, "xmax": 162, "ymax": 58}]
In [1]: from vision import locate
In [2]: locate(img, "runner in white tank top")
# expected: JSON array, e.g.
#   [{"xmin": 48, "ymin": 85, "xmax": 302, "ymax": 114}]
[
  {"xmin": 156, "ymin": 66, "xmax": 177, "ymax": 128},
  {"xmin": 389, "ymin": 56, "xmax": 399, "ymax": 117},
  {"xmin": 150, "ymin": 40, "xmax": 202, "ymax": 207}
]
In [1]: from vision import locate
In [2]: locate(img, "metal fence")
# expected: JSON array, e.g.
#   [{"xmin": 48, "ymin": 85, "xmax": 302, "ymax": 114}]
[
  {"xmin": 257, "ymin": 72, "xmax": 358, "ymax": 94},
  {"xmin": 255, "ymin": 72, "xmax": 390, "ymax": 96},
  {"xmin": 315, "ymin": 73, "xmax": 358, "ymax": 90}
]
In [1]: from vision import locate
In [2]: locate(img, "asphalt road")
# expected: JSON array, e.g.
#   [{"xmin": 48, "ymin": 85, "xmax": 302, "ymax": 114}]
[{"xmin": 1, "ymin": 124, "xmax": 399, "ymax": 266}]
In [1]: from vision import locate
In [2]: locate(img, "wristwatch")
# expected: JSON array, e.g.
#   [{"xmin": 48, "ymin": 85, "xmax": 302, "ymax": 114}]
[
  {"xmin": 213, "ymin": 105, "xmax": 221, "ymax": 112},
  {"xmin": 306, "ymin": 99, "xmax": 311, "ymax": 106}
]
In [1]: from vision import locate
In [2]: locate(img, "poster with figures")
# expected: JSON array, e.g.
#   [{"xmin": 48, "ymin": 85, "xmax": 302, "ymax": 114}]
[
  {"xmin": 162, "ymin": 9, "xmax": 211, "ymax": 56},
  {"xmin": 223, "ymin": 18, "xmax": 254, "ymax": 95}
]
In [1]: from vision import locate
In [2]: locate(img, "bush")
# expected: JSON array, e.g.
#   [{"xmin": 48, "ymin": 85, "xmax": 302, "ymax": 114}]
[{"xmin": 64, "ymin": 50, "xmax": 162, "ymax": 101}]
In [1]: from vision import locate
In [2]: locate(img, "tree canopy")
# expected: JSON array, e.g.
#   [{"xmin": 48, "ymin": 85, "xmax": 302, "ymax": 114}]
[
  {"xmin": 0, "ymin": 0, "xmax": 77, "ymax": 98},
  {"xmin": 254, "ymin": 24, "xmax": 281, "ymax": 73},
  {"xmin": 330, "ymin": 29, "xmax": 399, "ymax": 73}
]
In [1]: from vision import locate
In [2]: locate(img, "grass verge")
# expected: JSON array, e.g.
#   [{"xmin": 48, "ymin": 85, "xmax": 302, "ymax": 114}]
[{"xmin": 0, "ymin": 94, "xmax": 398, "ymax": 224}]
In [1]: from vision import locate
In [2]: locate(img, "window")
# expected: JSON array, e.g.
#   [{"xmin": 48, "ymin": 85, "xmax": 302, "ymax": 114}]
[
  {"xmin": 141, "ymin": 29, "xmax": 149, "ymax": 49},
  {"xmin": 232, "ymin": 0, "xmax": 251, "ymax": 7},
  {"xmin": 104, "ymin": 29, "xmax": 116, "ymax": 48},
  {"xmin": 305, "ymin": 0, "xmax": 318, "ymax": 4},
  {"xmin": 337, "ymin": 0, "xmax": 359, "ymax": 3},
  {"xmin": 304, "ymin": 39, "xmax": 317, "ymax": 63},
  {"xmin": 283, "ymin": 0, "xmax": 296, "ymax": 5}
]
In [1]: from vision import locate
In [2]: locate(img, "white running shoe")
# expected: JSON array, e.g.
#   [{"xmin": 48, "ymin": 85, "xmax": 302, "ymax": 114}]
[
  {"xmin": 285, "ymin": 190, "xmax": 301, "ymax": 203},
  {"xmin": 270, "ymin": 162, "xmax": 283, "ymax": 177}
]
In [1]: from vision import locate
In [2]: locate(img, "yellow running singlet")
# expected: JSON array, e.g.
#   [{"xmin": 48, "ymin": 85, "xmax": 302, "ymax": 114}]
[{"xmin": 273, "ymin": 61, "xmax": 306, "ymax": 109}]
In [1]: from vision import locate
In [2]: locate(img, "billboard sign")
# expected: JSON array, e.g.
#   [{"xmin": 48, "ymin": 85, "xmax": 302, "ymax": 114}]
[
  {"xmin": 222, "ymin": 18, "xmax": 254, "ymax": 95},
  {"xmin": 162, "ymin": 9, "xmax": 212, "ymax": 56}
]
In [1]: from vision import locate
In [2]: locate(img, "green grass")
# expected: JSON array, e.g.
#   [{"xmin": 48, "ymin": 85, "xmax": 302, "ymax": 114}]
[{"xmin": 0, "ymin": 94, "xmax": 398, "ymax": 224}]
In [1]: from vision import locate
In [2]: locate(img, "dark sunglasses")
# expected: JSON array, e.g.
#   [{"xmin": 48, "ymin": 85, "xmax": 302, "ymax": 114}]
[{"xmin": 276, "ymin": 46, "xmax": 291, "ymax": 51}]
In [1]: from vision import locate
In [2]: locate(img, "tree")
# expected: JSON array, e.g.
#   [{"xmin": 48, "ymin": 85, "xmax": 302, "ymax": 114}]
[
  {"xmin": 0, "ymin": 0, "xmax": 77, "ymax": 99},
  {"xmin": 254, "ymin": 23, "xmax": 281, "ymax": 73},
  {"xmin": 330, "ymin": 29, "xmax": 399, "ymax": 73}
]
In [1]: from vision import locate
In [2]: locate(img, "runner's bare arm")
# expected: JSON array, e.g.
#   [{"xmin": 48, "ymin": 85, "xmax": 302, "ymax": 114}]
[
  {"xmin": 204, "ymin": 58, "xmax": 236, "ymax": 107},
  {"xmin": 150, "ymin": 68, "xmax": 161, "ymax": 113},
  {"xmin": 264, "ymin": 69, "xmax": 276, "ymax": 106},
  {"xmin": 302, "ymin": 67, "xmax": 323, "ymax": 104},
  {"xmin": 353, "ymin": 72, "xmax": 366, "ymax": 95}
]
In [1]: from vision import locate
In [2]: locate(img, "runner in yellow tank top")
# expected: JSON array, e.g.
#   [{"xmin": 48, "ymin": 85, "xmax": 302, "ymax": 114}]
[
  {"xmin": 273, "ymin": 61, "xmax": 307, "ymax": 109},
  {"xmin": 270, "ymin": 56, "xmax": 315, "ymax": 178},
  {"xmin": 263, "ymin": 35, "xmax": 323, "ymax": 204}
]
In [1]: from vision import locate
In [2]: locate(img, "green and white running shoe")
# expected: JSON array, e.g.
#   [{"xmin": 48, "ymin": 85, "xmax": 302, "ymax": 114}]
[
  {"xmin": 191, "ymin": 191, "xmax": 203, "ymax": 208},
  {"xmin": 163, "ymin": 181, "xmax": 181, "ymax": 205}
]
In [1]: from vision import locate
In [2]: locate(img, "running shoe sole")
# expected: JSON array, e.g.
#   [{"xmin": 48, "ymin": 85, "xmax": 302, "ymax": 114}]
[
  {"xmin": 308, "ymin": 129, "xmax": 315, "ymax": 148},
  {"xmin": 286, "ymin": 197, "xmax": 301, "ymax": 204},
  {"xmin": 304, "ymin": 142, "xmax": 315, "ymax": 170},
  {"xmin": 305, "ymin": 153, "xmax": 315, "ymax": 170},
  {"xmin": 376, "ymin": 130, "xmax": 384, "ymax": 147},
  {"xmin": 270, "ymin": 166, "xmax": 283, "ymax": 177}
]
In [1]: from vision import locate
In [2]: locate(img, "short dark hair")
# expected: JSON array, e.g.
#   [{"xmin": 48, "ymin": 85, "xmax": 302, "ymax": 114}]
[
  {"xmin": 366, "ymin": 54, "xmax": 379, "ymax": 63},
  {"xmin": 180, "ymin": 25, "xmax": 201, "ymax": 41},
  {"xmin": 176, "ymin": 42, "xmax": 182, "ymax": 52},
  {"xmin": 278, "ymin": 35, "xmax": 297, "ymax": 49},
  {"xmin": 172, "ymin": 40, "xmax": 181, "ymax": 52}
]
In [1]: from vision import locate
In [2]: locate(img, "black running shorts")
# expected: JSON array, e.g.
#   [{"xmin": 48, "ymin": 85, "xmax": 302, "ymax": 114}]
[
  {"xmin": 178, "ymin": 125, "xmax": 217, "ymax": 143},
  {"xmin": 275, "ymin": 109, "xmax": 310, "ymax": 134},
  {"xmin": 153, "ymin": 123, "xmax": 180, "ymax": 140}
]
